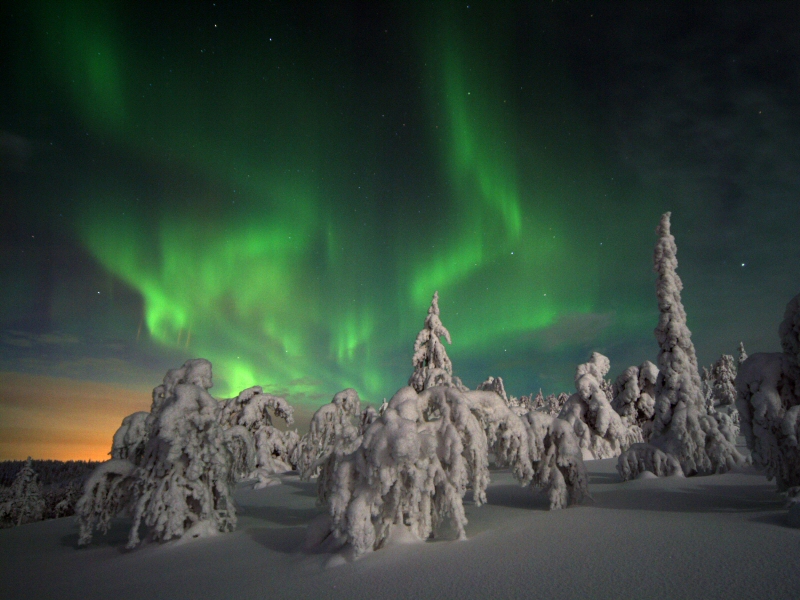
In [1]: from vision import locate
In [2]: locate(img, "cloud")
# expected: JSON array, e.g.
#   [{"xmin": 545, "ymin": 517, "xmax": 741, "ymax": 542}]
[{"xmin": 533, "ymin": 312, "xmax": 613, "ymax": 351}]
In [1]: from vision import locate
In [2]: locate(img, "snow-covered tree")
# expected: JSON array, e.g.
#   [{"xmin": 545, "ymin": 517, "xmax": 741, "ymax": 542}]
[
  {"xmin": 294, "ymin": 388, "xmax": 363, "ymax": 480},
  {"xmin": 111, "ymin": 412, "xmax": 149, "ymax": 463},
  {"xmin": 617, "ymin": 213, "xmax": 746, "ymax": 479},
  {"xmin": 710, "ymin": 354, "xmax": 738, "ymax": 407},
  {"xmin": 76, "ymin": 460, "xmax": 136, "ymax": 545},
  {"xmin": 314, "ymin": 385, "xmax": 486, "ymax": 556},
  {"xmin": 522, "ymin": 411, "xmax": 591, "ymax": 509},
  {"xmin": 409, "ymin": 291, "xmax": 467, "ymax": 392},
  {"xmin": 312, "ymin": 383, "xmax": 590, "ymax": 557},
  {"xmin": 738, "ymin": 342, "xmax": 748, "ymax": 367},
  {"xmin": 0, "ymin": 458, "xmax": 45, "ymax": 527},
  {"xmin": 611, "ymin": 361, "xmax": 657, "ymax": 441},
  {"xmin": 77, "ymin": 359, "xmax": 254, "ymax": 548},
  {"xmin": 701, "ymin": 366, "xmax": 717, "ymax": 414},
  {"xmin": 218, "ymin": 387, "xmax": 297, "ymax": 487},
  {"xmin": 736, "ymin": 292, "xmax": 800, "ymax": 503},
  {"xmin": 559, "ymin": 353, "xmax": 638, "ymax": 459}
]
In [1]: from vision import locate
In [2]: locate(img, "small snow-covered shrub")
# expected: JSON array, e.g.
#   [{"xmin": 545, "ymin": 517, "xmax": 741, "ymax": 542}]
[
  {"xmin": 559, "ymin": 353, "xmax": 638, "ymax": 459},
  {"xmin": 710, "ymin": 354, "xmax": 738, "ymax": 407},
  {"xmin": 736, "ymin": 293, "xmax": 800, "ymax": 499}
]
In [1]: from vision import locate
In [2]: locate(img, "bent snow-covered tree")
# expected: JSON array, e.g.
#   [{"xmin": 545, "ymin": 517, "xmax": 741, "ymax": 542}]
[
  {"xmin": 559, "ymin": 353, "xmax": 638, "ymax": 459},
  {"xmin": 315, "ymin": 385, "xmax": 487, "ymax": 556},
  {"xmin": 111, "ymin": 411, "xmax": 149, "ymax": 463},
  {"xmin": 294, "ymin": 388, "xmax": 363, "ymax": 481},
  {"xmin": 617, "ymin": 213, "xmax": 745, "ymax": 480},
  {"xmin": 409, "ymin": 291, "xmax": 467, "ymax": 392},
  {"xmin": 314, "ymin": 384, "xmax": 590, "ymax": 557},
  {"xmin": 736, "ymin": 292, "xmax": 800, "ymax": 503},
  {"xmin": 77, "ymin": 359, "xmax": 254, "ymax": 548},
  {"xmin": 219, "ymin": 386, "xmax": 298, "ymax": 487}
]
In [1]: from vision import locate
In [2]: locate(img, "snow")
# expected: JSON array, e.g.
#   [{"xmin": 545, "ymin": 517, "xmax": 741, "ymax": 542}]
[{"xmin": 3, "ymin": 450, "xmax": 799, "ymax": 600}]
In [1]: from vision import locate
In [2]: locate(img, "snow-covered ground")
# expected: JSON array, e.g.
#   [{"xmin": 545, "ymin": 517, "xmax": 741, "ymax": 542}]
[{"xmin": 2, "ymin": 448, "xmax": 798, "ymax": 600}]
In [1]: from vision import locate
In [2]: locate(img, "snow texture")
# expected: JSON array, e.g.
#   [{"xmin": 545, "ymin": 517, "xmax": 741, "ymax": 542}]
[
  {"xmin": 617, "ymin": 213, "xmax": 746, "ymax": 479},
  {"xmin": 4, "ymin": 458, "xmax": 800, "ymax": 600},
  {"xmin": 736, "ymin": 292, "xmax": 800, "ymax": 500},
  {"xmin": 559, "ymin": 353, "xmax": 638, "ymax": 460}
]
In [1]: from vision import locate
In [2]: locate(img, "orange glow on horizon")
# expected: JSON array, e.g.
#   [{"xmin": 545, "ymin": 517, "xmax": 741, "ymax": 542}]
[
  {"xmin": 0, "ymin": 371, "xmax": 319, "ymax": 462},
  {"xmin": 0, "ymin": 372, "xmax": 152, "ymax": 461}
]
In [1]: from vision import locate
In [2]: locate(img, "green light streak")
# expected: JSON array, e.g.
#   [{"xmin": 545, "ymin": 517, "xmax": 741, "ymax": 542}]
[{"xmin": 12, "ymin": 2, "xmax": 660, "ymax": 404}]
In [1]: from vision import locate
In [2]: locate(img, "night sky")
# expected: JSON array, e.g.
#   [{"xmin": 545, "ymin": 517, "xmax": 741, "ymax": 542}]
[{"xmin": 2, "ymin": 1, "xmax": 799, "ymax": 460}]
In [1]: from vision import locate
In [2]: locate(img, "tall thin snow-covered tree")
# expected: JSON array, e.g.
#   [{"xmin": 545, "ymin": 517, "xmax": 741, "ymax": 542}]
[
  {"xmin": 409, "ymin": 291, "xmax": 466, "ymax": 392},
  {"xmin": 617, "ymin": 213, "xmax": 745, "ymax": 479},
  {"xmin": 736, "ymin": 292, "xmax": 800, "ymax": 506}
]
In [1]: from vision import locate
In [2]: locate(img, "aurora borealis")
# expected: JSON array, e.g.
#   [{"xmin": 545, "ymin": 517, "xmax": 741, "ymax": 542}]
[{"xmin": 2, "ymin": 2, "xmax": 799, "ymax": 460}]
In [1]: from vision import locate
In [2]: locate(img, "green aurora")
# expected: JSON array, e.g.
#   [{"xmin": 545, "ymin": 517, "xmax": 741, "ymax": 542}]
[{"xmin": 9, "ymin": 1, "xmax": 783, "ymax": 408}]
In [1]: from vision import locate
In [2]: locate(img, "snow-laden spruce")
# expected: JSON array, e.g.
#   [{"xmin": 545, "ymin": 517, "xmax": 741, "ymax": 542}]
[
  {"xmin": 219, "ymin": 386, "xmax": 298, "ymax": 488},
  {"xmin": 313, "ymin": 385, "xmax": 486, "ymax": 556},
  {"xmin": 294, "ymin": 388, "xmax": 363, "ymax": 480},
  {"xmin": 77, "ymin": 359, "xmax": 292, "ymax": 548},
  {"xmin": 0, "ymin": 457, "xmax": 45, "ymax": 527},
  {"xmin": 558, "ymin": 353, "xmax": 639, "ymax": 459},
  {"xmin": 409, "ymin": 291, "xmax": 467, "ymax": 392},
  {"xmin": 617, "ymin": 213, "xmax": 746, "ymax": 479},
  {"xmin": 710, "ymin": 354, "xmax": 738, "ymax": 407},
  {"xmin": 611, "ymin": 361, "xmax": 657, "ymax": 441},
  {"xmin": 313, "ymin": 384, "xmax": 590, "ymax": 556},
  {"xmin": 736, "ymin": 292, "xmax": 800, "ymax": 506}
]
